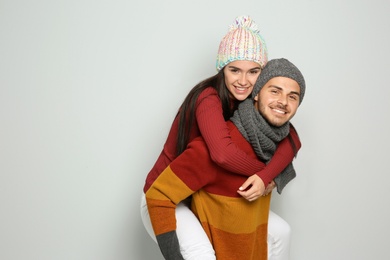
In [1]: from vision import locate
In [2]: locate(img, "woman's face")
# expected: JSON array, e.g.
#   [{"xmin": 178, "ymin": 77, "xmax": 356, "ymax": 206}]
[{"xmin": 223, "ymin": 60, "xmax": 261, "ymax": 101}]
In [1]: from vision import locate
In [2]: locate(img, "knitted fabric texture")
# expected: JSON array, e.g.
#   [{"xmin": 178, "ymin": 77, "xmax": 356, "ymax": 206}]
[
  {"xmin": 230, "ymin": 99, "xmax": 295, "ymax": 193},
  {"xmin": 252, "ymin": 58, "xmax": 306, "ymax": 104},
  {"xmin": 146, "ymin": 121, "xmax": 270, "ymax": 259},
  {"xmin": 216, "ymin": 15, "xmax": 268, "ymax": 71}
]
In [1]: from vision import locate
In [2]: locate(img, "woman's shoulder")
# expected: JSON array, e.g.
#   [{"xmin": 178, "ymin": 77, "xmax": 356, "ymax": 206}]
[
  {"xmin": 199, "ymin": 86, "xmax": 218, "ymax": 98},
  {"xmin": 195, "ymin": 87, "xmax": 222, "ymax": 114}
]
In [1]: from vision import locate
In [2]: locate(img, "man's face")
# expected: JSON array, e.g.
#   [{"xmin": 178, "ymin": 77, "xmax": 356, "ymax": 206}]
[{"xmin": 254, "ymin": 76, "xmax": 300, "ymax": 127}]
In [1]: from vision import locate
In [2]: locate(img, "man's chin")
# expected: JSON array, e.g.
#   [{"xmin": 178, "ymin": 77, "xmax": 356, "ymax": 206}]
[{"xmin": 266, "ymin": 118, "xmax": 289, "ymax": 127}]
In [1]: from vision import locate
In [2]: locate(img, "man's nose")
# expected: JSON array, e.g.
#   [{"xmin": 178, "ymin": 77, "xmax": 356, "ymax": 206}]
[{"xmin": 278, "ymin": 95, "xmax": 288, "ymax": 105}]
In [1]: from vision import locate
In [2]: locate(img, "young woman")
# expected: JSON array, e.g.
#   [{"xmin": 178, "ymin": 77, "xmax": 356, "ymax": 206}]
[{"xmin": 141, "ymin": 16, "xmax": 300, "ymax": 260}]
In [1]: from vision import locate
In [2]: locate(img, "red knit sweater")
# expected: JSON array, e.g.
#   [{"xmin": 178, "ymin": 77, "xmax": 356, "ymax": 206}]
[
  {"xmin": 144, "ymin": 87, "xmax": 301, "ymax": 193},
  {"xmin": 146, "ymin": 121, "xmax": 271, "ymax": 259}
]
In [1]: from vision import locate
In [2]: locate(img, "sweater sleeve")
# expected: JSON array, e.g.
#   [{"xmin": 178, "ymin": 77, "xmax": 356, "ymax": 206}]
[
  {"xmin": 146, "ymin": 166, "xmax": 196, "ymax": 259},
  {"xmin": 146, "ymin": 139, "xmax": 214, "ymax": 259},
  {"xmin": 196, "ymin": 88, "xmax": 301, "ymax": 185},
  {"xmin": 196, "ymin": 90, "xmax": 265, "ymax": 175}
]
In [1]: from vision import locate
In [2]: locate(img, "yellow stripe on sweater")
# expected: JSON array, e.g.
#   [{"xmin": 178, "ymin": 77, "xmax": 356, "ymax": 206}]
[
  {"xmin": 192, "ymin": 190, "xmax": 270, "ymax": 234},
  {"xmin": 146, "ymin": 165, "xmax": 194, "ymax": 205}
]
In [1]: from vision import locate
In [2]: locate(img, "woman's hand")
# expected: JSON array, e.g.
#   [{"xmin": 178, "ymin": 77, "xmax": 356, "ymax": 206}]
[{"xmin": 237, "ymin": 174, "xmax": 265, "ymax": 201}]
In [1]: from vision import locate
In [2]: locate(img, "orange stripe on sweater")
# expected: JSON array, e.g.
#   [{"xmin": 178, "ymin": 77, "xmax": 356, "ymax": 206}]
[
  {"xmin": 204, "ymin": 222, "xmax": 268, "ymax": 260},
  {"xmin": 146, "ymin": 166, "xmax": 194, "ymax": 236},
  {"xmin": 146, "ymin": 198, "xmax": 177, "ymax": 236}
]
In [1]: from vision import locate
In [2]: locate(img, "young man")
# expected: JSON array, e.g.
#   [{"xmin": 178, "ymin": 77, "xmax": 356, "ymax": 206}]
[{"xmin": 146, "ymin": 58, "xmax": 306, "ymax": 260}]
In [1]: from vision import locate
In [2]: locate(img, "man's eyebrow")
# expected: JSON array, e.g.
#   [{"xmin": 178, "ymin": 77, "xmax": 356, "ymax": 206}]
[
  {"xmin": 268, "ymin": 85, "xmax": 282, "ymax": 90},
  {"xmin": 268, "ymin": 85, "xmax": 300, "ymax": 96},
  {"xmin": 290, "ymin": 91, "xmax": 300, "ymax": 96}
]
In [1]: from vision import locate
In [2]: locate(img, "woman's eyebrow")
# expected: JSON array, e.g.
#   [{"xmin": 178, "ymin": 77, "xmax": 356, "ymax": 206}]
[{"xmin": 227, "ymin": 65, "xmax": 261, "ymax": 70}]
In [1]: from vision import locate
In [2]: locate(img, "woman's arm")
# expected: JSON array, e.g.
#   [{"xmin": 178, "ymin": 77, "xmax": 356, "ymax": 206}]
[
  {"xmin": 196, "ymin": 89, "xmax": 265, "ymax": 175},
  {"xmin": 196, "ymin": 89, "xmax": 300, "ymax": 189}
]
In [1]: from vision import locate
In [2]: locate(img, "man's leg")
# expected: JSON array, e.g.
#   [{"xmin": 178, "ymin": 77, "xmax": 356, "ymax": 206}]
[
  {"xmin": 140, "ymin": 193, "xmax": 157, "ymax": 242},
  {"xmin": 140, "ymin": 193, "xmax": 216, "ymax": 260},
  {"xmin": 267, "ymin": 210, "xmax": 291, "ymax": 260}
]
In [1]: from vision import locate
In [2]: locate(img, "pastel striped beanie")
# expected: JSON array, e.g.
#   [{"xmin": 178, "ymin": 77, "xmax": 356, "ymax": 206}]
[{"xmin": 216, "ymin": 15, "xmax": 268, "ymax": 71}]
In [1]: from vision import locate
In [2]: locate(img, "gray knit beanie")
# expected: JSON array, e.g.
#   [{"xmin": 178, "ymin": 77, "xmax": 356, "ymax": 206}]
[{"xmin": 252, "ymin": 58, "xmax": 306, "ymax": 104}]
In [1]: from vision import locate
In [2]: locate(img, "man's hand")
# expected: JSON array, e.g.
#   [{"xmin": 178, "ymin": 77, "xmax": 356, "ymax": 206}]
[
  {"xmin": 263, "ymin": 180, "xmax": 276, "ymax": 196},
  {"xmin": 237, "ymin": 174, "xmax": 265, "ymax": 201}
]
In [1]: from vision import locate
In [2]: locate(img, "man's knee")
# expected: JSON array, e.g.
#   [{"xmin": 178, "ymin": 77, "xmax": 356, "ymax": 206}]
[{"xmin": 268, "ymin": 211, "xmax": 291, "ymax": 242}]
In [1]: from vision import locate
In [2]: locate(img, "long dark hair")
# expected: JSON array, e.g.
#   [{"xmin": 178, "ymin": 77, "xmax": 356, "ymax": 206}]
[{"xmin": 176, "ymin": 69, "xmax": 235, "ymax": 156}]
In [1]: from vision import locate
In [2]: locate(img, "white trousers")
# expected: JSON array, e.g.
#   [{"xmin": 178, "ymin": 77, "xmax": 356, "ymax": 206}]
[{"xmin": 140, "ymin": 193, "xmax": 290, "ymax": 260}]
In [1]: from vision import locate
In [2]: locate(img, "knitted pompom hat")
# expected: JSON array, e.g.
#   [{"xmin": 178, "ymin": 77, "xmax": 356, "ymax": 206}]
[
  {"xmin": 252, "ymin": 58, "xmax": 306, "ymax": 104},
  {"xmin": 216, "ymin": 15, "xmax": 268, "ymax": 71}
]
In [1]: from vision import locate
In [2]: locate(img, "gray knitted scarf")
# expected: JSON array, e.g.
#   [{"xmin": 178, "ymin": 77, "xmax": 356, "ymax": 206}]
[{"xmin": 230, "ymin": 98, "xmax": 296, "ymax": 194}]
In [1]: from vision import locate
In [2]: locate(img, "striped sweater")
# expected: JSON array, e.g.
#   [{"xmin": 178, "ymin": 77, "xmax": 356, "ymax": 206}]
[{"xmin": 146, "ymin": 121, "xmax": 270, "ymax": 260}]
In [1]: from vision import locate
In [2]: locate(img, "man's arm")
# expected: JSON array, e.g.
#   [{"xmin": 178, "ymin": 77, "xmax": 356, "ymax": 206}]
[
  {"xmin": 146, "ymin": 166, "xmax": 193, "ymax": 259},
  {"xmin": 146, "ymin": 138, "xmax": 213, "ymax": 259},
  {"xmin": 238, "ymin": 125, "xmax": 302, "ymax": 199},
  {"xmin": 156, "ymin": 231, "xmax": 184, "ymax": 260}
]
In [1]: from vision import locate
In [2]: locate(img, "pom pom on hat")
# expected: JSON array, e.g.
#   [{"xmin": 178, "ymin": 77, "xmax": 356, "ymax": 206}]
[{"xmin": 216, "ymin": 15, "xmax": 268, "ymax": 71}]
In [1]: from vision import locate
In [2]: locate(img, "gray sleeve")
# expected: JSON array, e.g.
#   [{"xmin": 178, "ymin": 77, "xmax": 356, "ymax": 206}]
[{"xmin": 156, "ymin": 231, "xmax": 184, "ymax": 260}]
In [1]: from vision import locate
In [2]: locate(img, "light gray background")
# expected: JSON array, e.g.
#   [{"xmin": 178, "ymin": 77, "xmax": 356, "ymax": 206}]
[{"xmin": 1, "ymin": 0, "xmax": 389, "ymax": 259}]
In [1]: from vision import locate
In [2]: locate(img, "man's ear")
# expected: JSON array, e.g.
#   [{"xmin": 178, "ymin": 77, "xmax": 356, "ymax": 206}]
[{"xmin": 254, "ymin": 95, "xmax": 259, "ymax": 101}]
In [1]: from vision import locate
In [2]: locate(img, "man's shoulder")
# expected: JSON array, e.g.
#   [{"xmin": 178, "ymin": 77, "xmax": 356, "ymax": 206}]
[
  {"xmin": 186, "ymin": 136, "xmax": 208, "ymax": 154},
  {"xmin": 227, "ymin": 120, "xmax": 257, "ymax": 156},
  {"xmin": 226, "ymin": 121, "xmax": 245, "ymax": 140}
]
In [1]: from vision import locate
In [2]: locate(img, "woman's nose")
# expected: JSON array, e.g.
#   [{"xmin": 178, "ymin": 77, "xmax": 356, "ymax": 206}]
[{"xmin": 238, "ymin": 74, "xmax": 247, "ymax": 85}]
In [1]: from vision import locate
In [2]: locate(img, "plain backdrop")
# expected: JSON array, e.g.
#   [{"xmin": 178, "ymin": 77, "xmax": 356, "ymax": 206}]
[{"xmin": 1, "ymin": 0, "xmax": 390, "ymax": 259}]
